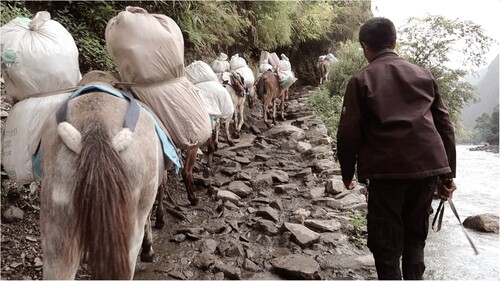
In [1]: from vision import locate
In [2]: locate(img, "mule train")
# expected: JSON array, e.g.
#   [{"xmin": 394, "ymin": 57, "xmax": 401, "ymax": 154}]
[{"xmin": 3, "ymin": 8, "xmax": 303, "ymax": 280}]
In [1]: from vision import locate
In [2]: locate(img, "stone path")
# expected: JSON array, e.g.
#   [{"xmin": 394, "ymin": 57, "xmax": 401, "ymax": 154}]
[{"xmin": 134, "ymin": 86, "xmax": 376, "ymax": 280}]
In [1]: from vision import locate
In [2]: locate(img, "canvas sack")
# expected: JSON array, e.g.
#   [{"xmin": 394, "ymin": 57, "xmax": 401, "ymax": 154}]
[{"xmin": 105, "ymin": 7, "xmax": 211, "ymax": 149}]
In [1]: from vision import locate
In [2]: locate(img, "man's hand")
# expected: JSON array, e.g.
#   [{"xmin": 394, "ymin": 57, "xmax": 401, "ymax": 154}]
[
  {"xmin": 343, "ymin": 179, "xmax": 356, "ymax": 190},
  {"xmin": 438, "ymin": 178, "xmax": 457, "ymax": 201}
]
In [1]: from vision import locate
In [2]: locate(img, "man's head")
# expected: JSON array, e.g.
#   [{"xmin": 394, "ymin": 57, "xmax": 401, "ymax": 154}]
[{"xmin": 359, "ymin": 17, "xmax": 396, "ymax": 62}]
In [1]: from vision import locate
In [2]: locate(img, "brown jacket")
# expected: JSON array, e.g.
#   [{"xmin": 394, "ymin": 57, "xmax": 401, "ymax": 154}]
[{"xmin": 336, "ymin": 51, "xmax": 456, "ymax": 182}]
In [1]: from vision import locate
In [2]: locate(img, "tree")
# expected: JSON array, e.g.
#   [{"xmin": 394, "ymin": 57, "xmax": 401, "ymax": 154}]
[
  {"xmin": 397, "ymin": 15, "xmax": 495, "ymax": 139},
  {"xmin": 474, "ymin": 105, "xmax": 499, "ymax": 144}
]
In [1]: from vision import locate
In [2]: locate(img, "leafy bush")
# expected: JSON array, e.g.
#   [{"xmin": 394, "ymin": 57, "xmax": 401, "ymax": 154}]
[
  {"xmin": 348, "ymin": 209, "xmax": 367, "ymax": 248},
  {"xmin": 0, "ymin": 2, "xmax": 32, "ymax": 26},
  {"xmin": 326, "ymin": 40, "xmax": 367, "ymax": 97},
  {"xmin": 308, "ymin": 87, "xmax": 343, "ymax": 146}
]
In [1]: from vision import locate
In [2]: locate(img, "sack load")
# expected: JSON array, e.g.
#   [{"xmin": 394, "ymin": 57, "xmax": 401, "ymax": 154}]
[
  {"xmin": 186, "ymin": 61, "xmax": 234, "ymax": 119},
  {"xmin": 211, "ymin": 53, "xmax": 230, "ymax": 74},
  {"xmin": 279, "ymin": 53, "xmax": 291, "ymax": 71},
  {"xmin": 325, "ymin": 53, "xmax": 338, "ymax": 62},
  {"xmin": 278, "ymin": 70, "xmax": 298, "ymax": 90},
  {"xmin": 1, "ymin": 11, "xmax": 81, "ymax": 102},
  {"xmin": 105, "ymin": 6, "xmax": 211, "ymax": 150},
  {"xmin": 229, "ymin": 54, "xmax": 247, "ymax": 70},
  {"xmin": 268, "ymin": 52, "xmax": 280, "ymax": 68},
  {"xmin": 185, "ymin": 60, "xmax": 219, "ymax": 84},
  {"xmin": 229, "ymin": 54, "xmax": 255, "ymax": 90},
  {"xmin": 1, "ymin": 93, "xmax": 70, "ymax": 185}
]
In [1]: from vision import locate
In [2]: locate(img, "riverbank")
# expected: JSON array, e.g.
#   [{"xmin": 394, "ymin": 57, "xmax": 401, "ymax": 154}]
[{"xmin": 468, "ymin": 144, "xmax": 499, "ymax": 153}]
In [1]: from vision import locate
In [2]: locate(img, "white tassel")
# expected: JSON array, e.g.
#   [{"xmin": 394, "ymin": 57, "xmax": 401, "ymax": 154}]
[
  {"xmin": 57, "ymin": 122, "xmax": 82, "ymax": 154},
  {"xmin": 112, "ymin": 128, "xmax": 132, "ymax": 152}
]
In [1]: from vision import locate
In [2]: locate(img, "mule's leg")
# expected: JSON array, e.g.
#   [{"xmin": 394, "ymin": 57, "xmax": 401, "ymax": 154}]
[
  {"xmin": 203, "ymin": 133, "xmax": 216, "ymax": 178},
  {"xmin": 140, "ymin": 217, "xmax": 154, "ymax": 262},
  {"xmin": 262, "ymin": 100, "xmax": 270, "ymax": 128},
  {"xmin": 280, "ymin": 92, "xmax": 286, "ymax": 121},
  {"xmin": 182, "ymin": 146, "xmax": 199, "ymax": 206},
  {"xmin": 236, "ymin": 97, "xmax": 245, "ymax": 133},
  {"xmin": 154, "ymin": 171, "xmax": 167, "ymax": 229},
  {"xmin": 42, "ymin": 213, "xmax": 80, "ymax": 279},
  {"xmin": 232, "ymin": 106, "xmax": 240, "ymax": 138},
  {"xmin": 224, "ymin": 118, "xmax": 235, "ymax": 146},
  {"xmin": 272, "ymin": 98, "xmax": 277, "ymax": 125}
]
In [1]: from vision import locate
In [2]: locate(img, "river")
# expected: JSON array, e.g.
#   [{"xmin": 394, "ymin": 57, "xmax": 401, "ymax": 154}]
[{"xmin": 424, "ymin": 145, "xmax": 499, "ymax": 280}]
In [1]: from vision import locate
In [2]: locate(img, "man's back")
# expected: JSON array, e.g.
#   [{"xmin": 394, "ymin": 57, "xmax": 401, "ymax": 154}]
[{"xmin": 338, "ymin": 51, "xmax": 454, "ymax": 180}]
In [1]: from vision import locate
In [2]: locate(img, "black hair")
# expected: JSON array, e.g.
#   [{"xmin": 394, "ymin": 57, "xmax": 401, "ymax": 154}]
[{"xmin": 359, "ymin": 17, "xmax": 396, "ymax": 52}]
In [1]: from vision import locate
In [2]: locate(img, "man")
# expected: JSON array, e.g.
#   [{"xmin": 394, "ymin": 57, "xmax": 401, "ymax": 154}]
[{"xmin": 336, "ymin": 17, "xmax": 457, "ymax": 280}]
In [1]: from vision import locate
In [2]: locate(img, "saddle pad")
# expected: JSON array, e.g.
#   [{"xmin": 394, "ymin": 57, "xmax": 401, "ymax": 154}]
[{"xmin": 39, "ymin": 84, "xmax": 181, "ymax": 174}]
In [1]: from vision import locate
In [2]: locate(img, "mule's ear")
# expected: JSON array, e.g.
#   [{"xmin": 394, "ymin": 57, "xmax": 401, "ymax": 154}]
[
  {"xmin": 112, "ymin": 128, "xmax": 133, "ymax": 152},
  {"xmin": 57, "ymin": 122, "xmax": 82, "ymax": 154}
]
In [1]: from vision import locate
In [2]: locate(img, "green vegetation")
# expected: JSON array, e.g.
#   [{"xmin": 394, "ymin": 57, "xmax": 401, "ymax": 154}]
[
  {"xmin": 0, "ymin": 0, "xmax": 372, "ymax": 85},
  {"xmin": 398, "ymin": 15, "xmax": 495, "ymax": 139},
  {"xmin": 474, "ymin": 105, "xmax": 499, "ymax": 145},
  {"xmin": 308, "ymin": 40, "xmax": 367, "ymax": 147},
  {"xmin": 348, "ymin": 209, "xmax": 367, "ymax": 249}
]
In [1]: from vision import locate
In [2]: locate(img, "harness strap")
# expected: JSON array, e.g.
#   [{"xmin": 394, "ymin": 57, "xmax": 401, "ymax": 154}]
[
  {"xmin": 113, "ymin": 76, "xmax": 188, "ymax": 89},
  {"xmin": 448, "ymin": 198, "xmax": 480, "ymax": 255},
  {"xmin": 432, "ymin": 198, "xmax": 479, "ymax": 255},
  {"xmin": 56, "ymin": 84, "xmax": 140, "ymax": 132}
]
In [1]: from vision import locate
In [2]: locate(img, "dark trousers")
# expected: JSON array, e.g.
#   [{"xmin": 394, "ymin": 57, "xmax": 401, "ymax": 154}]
[{"xmin": 366, "ymin": 177, "xmax": 437, "ymax": 280}]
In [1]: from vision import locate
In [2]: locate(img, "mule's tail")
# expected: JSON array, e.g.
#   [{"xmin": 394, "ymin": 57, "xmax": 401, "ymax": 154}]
[
  {"xmin": 68, "ymin": 121, "xmax": 133, "ymax": 279},
  {"xmin": 256, "ymin": 72, "xmax": 269, "ymax": 100}
]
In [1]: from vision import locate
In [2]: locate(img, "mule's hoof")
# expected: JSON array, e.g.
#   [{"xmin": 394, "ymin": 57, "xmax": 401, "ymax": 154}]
[
  {"xmin": 203, "ymin": 168, "xmax": 210, "ymax": 178},
  {"xmin": 229, "ymin": 140, "xmax": 236, "ymax": 146},
  {"xmin": 140, "ymin": 251, "xmax": 154, "ymax": 263},
  {"xmin": 189, "ymin": 197, "xmax": 199, "ymax": 206},
  {"xmin": 154, "ymin": 219, "xmax": 164, "ymax": 229}
]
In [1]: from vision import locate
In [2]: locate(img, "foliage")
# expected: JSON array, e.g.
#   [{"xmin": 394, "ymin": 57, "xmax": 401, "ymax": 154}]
[
  {"xmin": 1, "ymin": 0, "xmax": 372, "ymax": 82},
  {"xmin": 308, "ymin": 40, "xmax": 367, "ymax": 147},
  {"xmin": 398, "ymin": 15, "xmax": 495, "ymax": 138},
  {"xmin": 474, "ymin": 105, "xmax": 499, "ymax": 144},
  {"xmin": 0, "ymin": 1, "xmax": 33, "ymax": 26},
  {"xmin": 348, "ymin": 209, "xmax": 367, "ymax": 249},
  {"xmin": 326, "ymin": 40, "xmax": 367, "ymax": 97},
  {"xmin": 171, "ymin": 1, "xmax": 249, "ymax": 62},
  {"xmin": 308, "ymin": 87, "xmax": 344, "ymax": 146}
]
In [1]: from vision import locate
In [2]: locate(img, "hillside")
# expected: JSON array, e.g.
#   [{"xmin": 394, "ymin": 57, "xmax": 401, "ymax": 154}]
[{"xmin": 461, "ymin": 54, "xmax": 500, "ymax": 128}]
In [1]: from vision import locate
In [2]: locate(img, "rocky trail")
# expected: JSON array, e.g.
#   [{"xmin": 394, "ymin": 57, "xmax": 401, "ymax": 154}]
[{"xmin": 1, "ymin": 85, "xmax": 377, "ymax": 280}]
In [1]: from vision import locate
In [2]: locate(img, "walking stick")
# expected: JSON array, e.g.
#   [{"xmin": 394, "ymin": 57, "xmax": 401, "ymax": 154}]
[{"xmin": 432, "ymin": 198, "xmax": 480, "ymax": 255}]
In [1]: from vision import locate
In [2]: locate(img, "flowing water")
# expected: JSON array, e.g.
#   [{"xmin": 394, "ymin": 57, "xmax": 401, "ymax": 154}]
[{"xmin": 424, "ymin": 145, "xmax": 500, "ymax": 280}]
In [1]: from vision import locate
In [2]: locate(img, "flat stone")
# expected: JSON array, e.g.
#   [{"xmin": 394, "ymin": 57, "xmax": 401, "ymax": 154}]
[
  {"xmin": 283, "ymin": 222, "xmax": 320, "ymax": 248},
  {"xmin": 271, "ymin": 254, "xmax": 321, "ymax": 279}
]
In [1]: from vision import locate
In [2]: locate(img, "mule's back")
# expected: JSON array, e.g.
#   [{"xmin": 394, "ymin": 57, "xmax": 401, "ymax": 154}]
[{"xmin": 40, "ymin": 88, "xmax": 163, "ymax": 279}]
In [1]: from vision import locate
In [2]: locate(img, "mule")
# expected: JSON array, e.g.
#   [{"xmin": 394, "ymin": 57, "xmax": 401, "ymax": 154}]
[
  {"xmin": 219, "ymin": 71, "xmax": 247, "ymax": 145},
  {"xmin": 39, "ymin": 83, "xmax": 169, "ymax": 279},
  {"xmin": 255, "ymin": 70, "xmax": 286, "ymax": 127},
  {"xmin": 317, "ymin": 59, "xmax": 331, "ymax": 85}
]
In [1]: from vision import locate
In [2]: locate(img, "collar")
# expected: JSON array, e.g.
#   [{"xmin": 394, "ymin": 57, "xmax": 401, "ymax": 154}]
[{"xmin": 372, "ymin": 49, "xmax": 398, "ymax": 62}]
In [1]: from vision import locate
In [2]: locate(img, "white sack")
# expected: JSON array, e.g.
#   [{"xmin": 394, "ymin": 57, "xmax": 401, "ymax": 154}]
[
  {"xmin": 1, "ymin": 11, "xmax": 81, "ymax": 102},
  {"xmin": 186, "ymin": 60, "xmax": 219, "ymax": 84},
  {"xmin": 211, "ymin": 53, "xmax": 230, "ymax": 73},
  {"xmin": 268, "ymin": 52, "xmax": 280, "ymax": 68},
  {"xmin": 105, "ymin": 6, "xmax": 211, "ymax": 149},
  {"xmin": 229, "ymin": 54, "xmax": 247, "ymax": 70},
  {"xmin": 279, "ymin": 60, "xmax": 292, "ymax": 71},
  {"xmin": 2, "ymin": 93, "xmax": 70, "ymax": 185},
  {"xmin": 194, "ymin": 81, "xmax": 234, "ymax": 119},
  {"xmin": 193, "ymin": 87, "xmax": 221, "ymax": 117},
  {"xmin": 234, "ymin": 66, "xmax": 255, "ymax": 89}
]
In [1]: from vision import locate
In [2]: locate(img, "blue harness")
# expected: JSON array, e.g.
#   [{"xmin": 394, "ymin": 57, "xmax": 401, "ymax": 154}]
[{"xmin": 33, "ymin": 84, "xmax": 181, "ymax": 179}]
